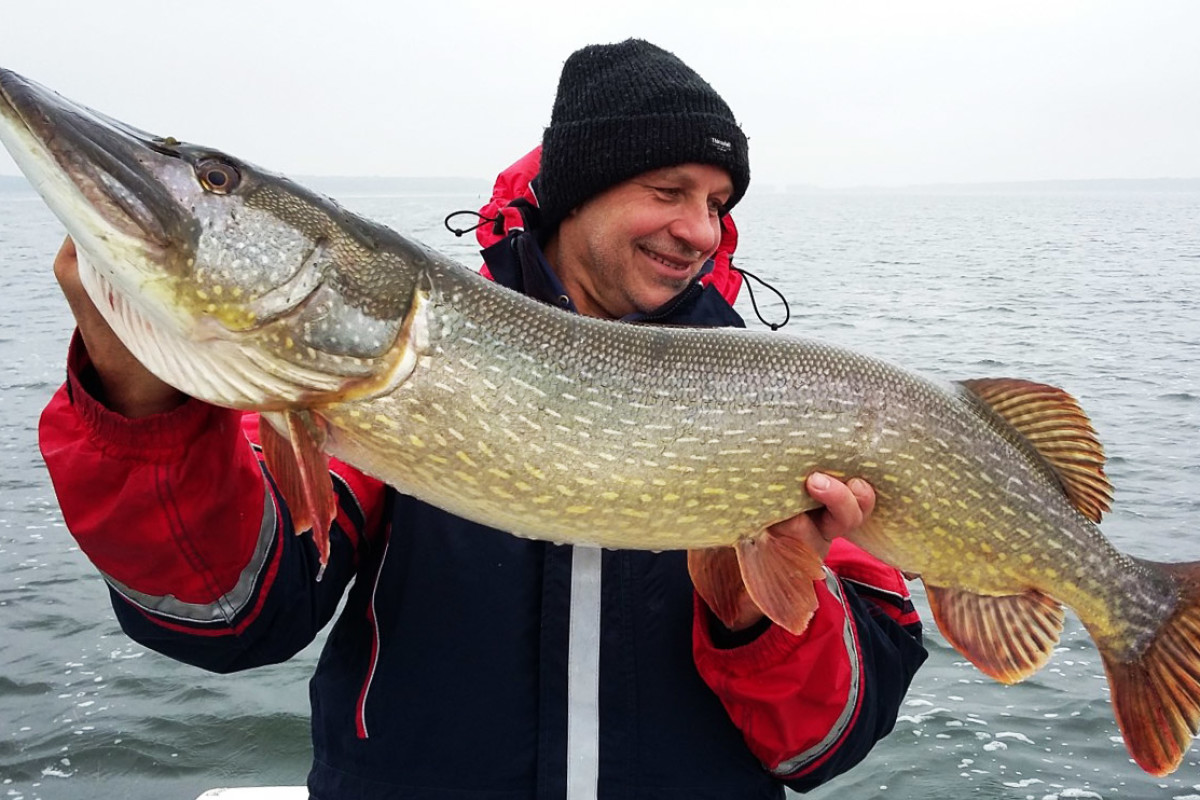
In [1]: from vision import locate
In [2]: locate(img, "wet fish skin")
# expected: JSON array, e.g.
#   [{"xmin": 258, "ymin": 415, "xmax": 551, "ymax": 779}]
[{"xmin": 2, "ymin": 67, "xmax": 1199, "ymax": 777}]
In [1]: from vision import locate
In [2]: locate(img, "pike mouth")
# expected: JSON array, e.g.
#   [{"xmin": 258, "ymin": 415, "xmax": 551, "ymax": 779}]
[{"xmin": 0, "ymin": 68, "xmax": 184, "ymax": 249}]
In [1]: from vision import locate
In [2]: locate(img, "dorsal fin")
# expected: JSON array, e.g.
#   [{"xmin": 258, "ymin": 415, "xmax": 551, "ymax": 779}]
[{"xmin": 961, "ymin": 378, "xmax": 1113, "ymax": 523}]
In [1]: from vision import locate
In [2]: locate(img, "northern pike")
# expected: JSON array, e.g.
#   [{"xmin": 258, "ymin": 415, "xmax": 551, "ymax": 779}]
[{"xmin": 2, "ymin": 68, "xmax": 1198, "ymax": 777}]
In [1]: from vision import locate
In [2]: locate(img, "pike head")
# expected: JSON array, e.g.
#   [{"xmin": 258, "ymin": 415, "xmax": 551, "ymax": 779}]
[{"xmin": 0, "ymin": 68, "xmax": 428, "ymax": 410}]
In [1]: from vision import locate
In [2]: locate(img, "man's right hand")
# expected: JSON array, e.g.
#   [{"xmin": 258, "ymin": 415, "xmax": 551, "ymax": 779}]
[{"xmin": 54, "ymin": 236, "xmax": 186, "ymax": 418}]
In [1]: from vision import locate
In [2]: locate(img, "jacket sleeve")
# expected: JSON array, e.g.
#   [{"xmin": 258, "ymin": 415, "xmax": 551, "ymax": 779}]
[
  {"xmin": 38, "ymin": 333, "xmax": 388, "ymax": 673},
  {"xmin": 692, "ymin": 538, "xmax": 927, "ymax": 791}
]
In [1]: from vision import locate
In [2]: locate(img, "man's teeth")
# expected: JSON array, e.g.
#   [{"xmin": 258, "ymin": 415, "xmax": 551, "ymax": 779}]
[{"xmin": 645, "ymin": 248, "xmax": 687, "ymax": 269}]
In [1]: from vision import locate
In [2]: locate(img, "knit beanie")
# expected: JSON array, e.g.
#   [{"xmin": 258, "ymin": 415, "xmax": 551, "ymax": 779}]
[{"xmin": 538, "ymin": 39, "xmax": 750, "ymax": 231}]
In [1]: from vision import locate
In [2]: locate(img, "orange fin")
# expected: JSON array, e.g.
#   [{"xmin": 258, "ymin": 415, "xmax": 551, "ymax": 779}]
[
  {"xmin": 1094, "ymin": 560, "xmax": 1200, "ymax": 776},
  {"xmin": 258, "ymin": 412, "xmax": 335, "ymax": 578},
  {"xmin": 734, "ymin": 529, "xmax": 826, "ymax": 636},
  {"xmin": 924, "ymin": 582, "xmax": 1064, "ymax": 684},
  {"xmin": 688, "ymin": 547, "xmax": 751, "ymax": 629},
  {"xmin": 960, "ymin": 378, "xmax": 1113, "ymax": 523}
]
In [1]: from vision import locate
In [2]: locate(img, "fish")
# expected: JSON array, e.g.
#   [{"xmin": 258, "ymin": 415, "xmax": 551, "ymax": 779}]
[{"xmin": 2, "ymin": 67, "xmax": 1199, "ymax": 777}]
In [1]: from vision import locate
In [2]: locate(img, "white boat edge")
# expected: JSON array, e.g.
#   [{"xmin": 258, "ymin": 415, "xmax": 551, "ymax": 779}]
[{"xmin": 196, "ymin": 789, "xmax": 307, "ymax": 799}]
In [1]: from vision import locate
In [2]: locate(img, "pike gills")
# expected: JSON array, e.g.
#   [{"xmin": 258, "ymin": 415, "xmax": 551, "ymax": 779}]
[{"xmin": 2, "ymin": 68, "xmax": 1198, "ymax": 777}]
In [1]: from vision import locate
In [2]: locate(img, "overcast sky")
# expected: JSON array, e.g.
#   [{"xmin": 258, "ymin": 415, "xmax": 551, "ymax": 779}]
[{"xmin": 1, "ymin": 0, "xmax": 1197, "ymax": 188}]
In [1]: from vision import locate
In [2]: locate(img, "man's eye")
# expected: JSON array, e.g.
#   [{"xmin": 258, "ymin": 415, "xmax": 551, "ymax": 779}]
[
  {"xmin": 654, "ymin": 186, "xmax": 682, "ymax": 198},
  {"xmin": 708, "ymin": 200, "xmax": 726, "ymax": 216}
]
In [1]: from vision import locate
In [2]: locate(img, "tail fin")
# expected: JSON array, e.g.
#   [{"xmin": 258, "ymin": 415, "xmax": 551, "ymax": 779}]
[{"xmin": 1096, "ymin": 560, "xmax": 1200, "ymax": 776}]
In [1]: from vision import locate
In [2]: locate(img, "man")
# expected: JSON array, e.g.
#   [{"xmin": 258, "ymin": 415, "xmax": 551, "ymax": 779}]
[{"xmin": 41, "ymin": 39, "xmax": 926, "ymax": 799}]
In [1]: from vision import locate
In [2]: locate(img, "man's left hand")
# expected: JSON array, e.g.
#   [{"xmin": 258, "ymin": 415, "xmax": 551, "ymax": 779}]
[{"xmin": 720, "ymin": 473, "xmax": 876, "ymax": 631}]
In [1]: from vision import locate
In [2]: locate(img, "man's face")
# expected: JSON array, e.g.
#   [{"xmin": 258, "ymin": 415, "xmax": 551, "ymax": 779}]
[{"xmin": 550, "ymin": 163, "xmax": 733, "ymax": 319}]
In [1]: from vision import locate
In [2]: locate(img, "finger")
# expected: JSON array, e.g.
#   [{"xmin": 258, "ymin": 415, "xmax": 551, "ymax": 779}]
[
  {"xmin": 846, "ymin": 477, "xmax": 876, "ymax": 517},
  {"xmin": 53, "ymin": 236, "xmax": 80, "ymax": 289},
  {"xmin": 805, "ymin": 472, "xmax": 868, "ymax": 540}
]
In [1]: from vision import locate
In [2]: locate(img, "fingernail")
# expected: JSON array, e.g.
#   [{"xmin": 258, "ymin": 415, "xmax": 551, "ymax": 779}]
[{"xmin": 809, "ymin": 472, "xmax": 830, "ymax": 490}]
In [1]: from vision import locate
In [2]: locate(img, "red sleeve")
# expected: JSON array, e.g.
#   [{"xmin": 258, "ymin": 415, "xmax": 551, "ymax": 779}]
[
  {"xmin": 692, "ymin": 540, "xmax": 924, "ymax": 786},
  {"xmin": 692, "ymin": 571, "xmax": 865, "ymax": 776},
  {"xmin": 39, "ymin": 332, "xmax": 386, "ymax": 611}
]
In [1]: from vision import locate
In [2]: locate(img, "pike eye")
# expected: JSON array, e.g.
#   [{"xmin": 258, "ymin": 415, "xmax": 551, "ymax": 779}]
[{"xmin": 197, "ymin": 159, "xmax": 241, "ymax": 194}]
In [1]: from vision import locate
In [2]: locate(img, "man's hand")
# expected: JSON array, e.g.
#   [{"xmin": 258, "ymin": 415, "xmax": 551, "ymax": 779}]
[
  {"xmin": 721, "ymin": 473, "xmax": 876, "ymax": 631},
  {"xmin": 53, "ymin": 236, "xmax": 185, "ymax": 417}
]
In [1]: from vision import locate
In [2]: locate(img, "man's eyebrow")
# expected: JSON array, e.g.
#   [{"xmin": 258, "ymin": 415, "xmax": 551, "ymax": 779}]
[{"xmin": 648, "ymin": 167, "xmax": 734, "ymax": 196}]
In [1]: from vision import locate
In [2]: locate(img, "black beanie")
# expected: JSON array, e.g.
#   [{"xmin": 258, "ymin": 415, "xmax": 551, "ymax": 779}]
[{"xmin": 538, "ymin": 39, "xmax": 750, "ymax": 231}]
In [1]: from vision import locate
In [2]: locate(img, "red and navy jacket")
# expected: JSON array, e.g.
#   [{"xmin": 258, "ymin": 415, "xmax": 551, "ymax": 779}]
[{"xmin": 39, "ymin": 232, "xmax": 926, "ymax": 799}]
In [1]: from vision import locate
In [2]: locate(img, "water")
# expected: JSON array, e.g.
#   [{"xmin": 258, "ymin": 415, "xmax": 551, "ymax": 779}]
[{"xmin": 1, "ymin": 182, "xmax": 1198, "ymax": 799}]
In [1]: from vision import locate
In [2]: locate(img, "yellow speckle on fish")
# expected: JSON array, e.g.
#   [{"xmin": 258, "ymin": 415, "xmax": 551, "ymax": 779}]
[
  {"xmin": 566, "ymin": 505, "xmax": 592, "ymax": 514},
  {"xmin": 600, "ymin": 491, "xmax": 620, "ymax": 501}
]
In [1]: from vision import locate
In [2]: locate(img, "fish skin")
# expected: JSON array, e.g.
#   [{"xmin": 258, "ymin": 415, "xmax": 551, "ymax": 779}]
[{"xmin": 2, "ymin": 67, "xmax": 1199, "ymax": 776}]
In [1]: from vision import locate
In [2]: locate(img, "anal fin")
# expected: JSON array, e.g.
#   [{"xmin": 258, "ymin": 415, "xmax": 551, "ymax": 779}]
[
  {"xmin": 258, "ymin": 411, "xmax": 335, "ymax": 578},
  {"xmin": 925, "ymin": 582, "xmax": 1064, "ymax": 684}
]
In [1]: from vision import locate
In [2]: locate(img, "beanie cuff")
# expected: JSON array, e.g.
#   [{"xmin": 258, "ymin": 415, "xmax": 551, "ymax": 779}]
[{"xmin": 540, "ymin": 114, "xmax": 749, "ymax": 229}]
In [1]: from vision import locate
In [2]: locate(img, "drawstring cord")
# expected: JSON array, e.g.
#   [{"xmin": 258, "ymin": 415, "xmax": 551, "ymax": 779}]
[
  {"xmin": 444, "ymin": 210, "xmax": 499, "ymax": 238},
  {"xmin": 733, "ymin": 266, "xmax": 791, "ymax": 331}
]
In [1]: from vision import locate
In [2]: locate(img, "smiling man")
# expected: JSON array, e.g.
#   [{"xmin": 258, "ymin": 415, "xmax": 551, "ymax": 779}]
[{"xmin": 41, "ymin": 38, "xmax": 926, "ymax": 799}]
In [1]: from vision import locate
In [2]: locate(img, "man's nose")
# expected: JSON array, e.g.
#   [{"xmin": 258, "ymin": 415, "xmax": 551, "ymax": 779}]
[{"xmin": 667, "ymin": 200, "xmax": 720, "ymax": 257}]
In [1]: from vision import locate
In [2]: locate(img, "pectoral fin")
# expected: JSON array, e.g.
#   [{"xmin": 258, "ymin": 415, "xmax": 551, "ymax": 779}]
[
  {"xmin": 734, "ymin": 529, "xmax": 827, "ymax": 636},
  {"xmin": 258, "ymin": 411, "xmax": 335, "ymax": 578},
  {"xmin": 925, "ymin": 582, "xmax": 1064, "ymax": 684}
]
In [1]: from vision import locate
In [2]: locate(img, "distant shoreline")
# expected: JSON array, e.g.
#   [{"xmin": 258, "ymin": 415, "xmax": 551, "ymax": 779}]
[{"xmin": 3, "ymin": 174, "xmax": 1199, "ymax": 195}]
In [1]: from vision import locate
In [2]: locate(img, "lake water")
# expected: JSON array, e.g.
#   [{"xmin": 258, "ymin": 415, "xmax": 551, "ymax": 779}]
[{"xmin": 0, "ymin": 182, "xmax": 1198, "ymax": 800}]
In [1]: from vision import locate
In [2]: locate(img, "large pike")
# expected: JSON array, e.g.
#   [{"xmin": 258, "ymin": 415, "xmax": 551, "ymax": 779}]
[{"xmin": 2, "ymin": 68, "xmax": 1198, "ymax": 776}]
